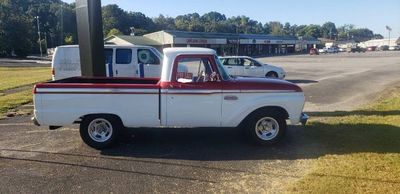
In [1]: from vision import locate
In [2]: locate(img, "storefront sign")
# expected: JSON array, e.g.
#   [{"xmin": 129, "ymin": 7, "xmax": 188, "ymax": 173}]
[
  {"xmin": 186, "ymin": 38, "xmax": 208, "ymax": 44},
  {"xmin": 174, "ymin": 38, "xmax": 227, "ymax": 45}
]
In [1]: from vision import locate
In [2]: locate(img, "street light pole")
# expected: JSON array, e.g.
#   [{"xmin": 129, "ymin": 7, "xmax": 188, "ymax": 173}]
[
  {"xmin": 386, "ymin": 26, "xmax": 392, "ymax": 46},
  {"xmin": 35, "ymin": 16, "xmax": 43, "ymax": 57}
]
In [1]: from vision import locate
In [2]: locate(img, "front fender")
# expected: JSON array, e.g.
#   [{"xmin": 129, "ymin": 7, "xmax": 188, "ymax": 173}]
[{"xmin": 221, "ymin": 92, "xmax": 305, "ymax": 127}]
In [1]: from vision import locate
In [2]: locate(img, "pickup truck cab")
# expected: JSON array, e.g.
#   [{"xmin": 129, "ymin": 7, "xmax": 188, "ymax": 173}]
[
  {"xmin": 33, "ymin": 47, "xmax": 308, "ymax": 149},
  {"xmin": 52, "ymin": 45, "xmax": 162, "ymax": 80}
]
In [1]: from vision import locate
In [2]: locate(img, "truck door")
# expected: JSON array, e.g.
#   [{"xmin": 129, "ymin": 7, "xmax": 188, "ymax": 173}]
[
  {"xmin": 114, "ymin": 48, "xmax": 136, "ymax": 77},
  {"xmin": 136, "ymin": 48, "xmax": 162, "ymax": 78},
  {"xmin": 164, "ymin": 55, "xmax": 222, "ymax": 127}
]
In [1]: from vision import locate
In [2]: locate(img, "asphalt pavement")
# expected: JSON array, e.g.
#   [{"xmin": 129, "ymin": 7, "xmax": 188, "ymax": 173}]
[{"xmin": 1, "ymin": 51, "xmax": 399, "ymax": 193}]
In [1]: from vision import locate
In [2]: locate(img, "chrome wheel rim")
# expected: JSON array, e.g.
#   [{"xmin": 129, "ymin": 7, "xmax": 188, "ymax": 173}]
[
  {"xmin": 255, "ymin": 117, "xmax": 279, "ymax": 141},
  {"xmin": 88, "ymin": 118, "xmax": 113, "ymax": 143}
]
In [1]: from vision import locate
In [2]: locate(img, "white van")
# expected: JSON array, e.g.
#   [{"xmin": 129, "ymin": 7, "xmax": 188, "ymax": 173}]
[{"xmin": 51, "ymin": 45, "xmax": 163, "ymax": 80}]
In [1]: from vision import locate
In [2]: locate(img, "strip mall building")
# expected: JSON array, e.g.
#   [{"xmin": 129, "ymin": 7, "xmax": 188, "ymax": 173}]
[{"xmin": 106, "ymin": 30, "xmax": 320, "ymax": 56}]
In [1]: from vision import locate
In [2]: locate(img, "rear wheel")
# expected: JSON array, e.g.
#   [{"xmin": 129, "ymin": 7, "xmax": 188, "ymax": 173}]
[
  {"xmin": 80, "ymin": 115, "xmax": 122, "ymax": 149},
  {"xmin": 266, "ymin": 71, "xmax": 278, "ymax": 78},
  {"xmin": 245, "ymin": 111, "xmax": 286, "ymax": 145}
]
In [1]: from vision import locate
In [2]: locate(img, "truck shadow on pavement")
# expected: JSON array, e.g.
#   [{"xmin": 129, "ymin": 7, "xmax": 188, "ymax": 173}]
[{"xmin": 100, "ymin": 121, "xmax": 400, "ymax": 161}]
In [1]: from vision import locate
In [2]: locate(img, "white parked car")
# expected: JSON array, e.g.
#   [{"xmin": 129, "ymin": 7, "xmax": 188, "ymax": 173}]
[
  {"xmin": 326, "ymin": 47, "xmax": 339, "ymax": 53},
  {"xmin": 318, "ymin": 48, "xmax": 327, "ymax": 54},
  {"xmin": 52, "ymin": 45, "xmax": 163, "ymax": 80},
  {"xmin": 389, "ymin": 46, "xmax": 400, "ymax": 51},
  {"xmin": 219, "ymin": 56, "xmax": 286, "ymax": 79}
]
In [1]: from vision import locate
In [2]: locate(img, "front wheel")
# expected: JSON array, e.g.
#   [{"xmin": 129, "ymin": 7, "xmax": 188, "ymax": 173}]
[
  {"xmin": 79, "ymin": 115, "xmax": 122, "ymax": 149},
  {"xmin": 245, "ymin": 111, "xmax": 286, "ymax": 145},
  {"xmin": 266, "ymin": 72, "xmax": 278, "ymax": 78}
]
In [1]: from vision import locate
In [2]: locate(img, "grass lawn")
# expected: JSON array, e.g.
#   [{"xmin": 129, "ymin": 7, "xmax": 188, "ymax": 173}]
[
  {"xmin": 0, "ymin": 90, "xmax": 32, "ymax": 114},
  {"xmin": 289, "ymin": 88, "xmax": 400, "ymax": 193},
  {"xmin": 0, "ymin": 67, "xmax": 51, "ymax": 92},
  {"xmin": 0, "ymin": 67, "xmax": 50, "ymax": 115}
]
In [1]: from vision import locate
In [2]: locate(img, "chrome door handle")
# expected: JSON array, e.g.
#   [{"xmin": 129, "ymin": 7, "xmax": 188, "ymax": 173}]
[{"xmin": 224, "ymin": 95, "xmax": 238, "ymax": 100}]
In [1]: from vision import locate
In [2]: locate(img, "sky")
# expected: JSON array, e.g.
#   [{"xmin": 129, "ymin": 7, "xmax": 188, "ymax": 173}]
[{"xmin": 63, "ymin": 0, "xmax": 400, "ymax": 38}]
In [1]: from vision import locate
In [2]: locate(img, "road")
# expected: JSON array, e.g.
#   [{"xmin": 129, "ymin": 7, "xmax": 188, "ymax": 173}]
[
  {"xmin": 259, "ymin": 51, "xmax": 400, "ymax": 111},
  {"xmin": 1, "ymin": 51, "xmax": 399, "ymax": 193},
  {"xmin": 0, "ymin": 58, "xmax": 50, "ymax": 67}
]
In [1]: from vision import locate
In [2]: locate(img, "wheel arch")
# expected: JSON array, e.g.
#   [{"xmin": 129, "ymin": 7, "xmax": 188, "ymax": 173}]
[
  {"xmin": 78, "ymin": 113, "xmax": 124, "ymax": 126},
  {"xmin": 266, "ymin": 71, "xmax": 278, "ymax": 77},
  {"xmin": 238, "ymin": 106, "xmax": 289, "ymax": 127}
]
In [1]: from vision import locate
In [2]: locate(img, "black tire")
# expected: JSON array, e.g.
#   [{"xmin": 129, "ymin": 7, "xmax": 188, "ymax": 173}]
[
  {"xmin": 244, "ymin": 110, "xmax": 286, "ymax": 145},
  {"xmin": 79, "ymin": 115, "xmax": 122, "ymax": 149},
  {"xmin": 266, "ymin": 71, "xmax": 278, "ymax": 78}
]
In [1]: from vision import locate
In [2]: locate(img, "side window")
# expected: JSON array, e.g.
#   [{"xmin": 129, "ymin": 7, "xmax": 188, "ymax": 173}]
[
  {"xmin": 243, "ymin": 59, "xmax": 253, "ymax": 66},
  {"xmin": 252, "ymin": 59, "xmax": 262, "ymax": 66},
  {"xmin": 104, "ymin": 49, "xmax": 113, "ymax": 65},
  {"xmin": 116, "ymin": 49, "xmax": 132, "ymax": 64},
  {"xmin": 176, "ymin": 57, "xmax": 214, "ymax": 83},
  {"xmin": 137, "ymin": 49, "xmax": 160, "ymax": 65},
  {"xmin": 226, "ymin": 58, "xmax": 239, "ymax": 66},
  {"xmin": 220, "ymin": 59, "xmax": 227, "ymax": 65}
]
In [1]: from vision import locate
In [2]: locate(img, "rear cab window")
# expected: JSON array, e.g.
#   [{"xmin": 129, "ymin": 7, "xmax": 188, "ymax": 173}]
[{"xmin": 175, "ymin": 57, "xmax": 214, "ymax": 83}]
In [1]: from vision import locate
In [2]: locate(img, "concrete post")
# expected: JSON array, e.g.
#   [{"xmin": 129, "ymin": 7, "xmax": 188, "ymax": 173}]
[{"xmin": 75, "ymin": 0, "xmax": 106, "ymax": 77}]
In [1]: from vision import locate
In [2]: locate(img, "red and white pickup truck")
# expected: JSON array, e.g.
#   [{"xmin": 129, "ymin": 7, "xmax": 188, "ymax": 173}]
[{"xmin": 33, "ymin": 48, "xmax": 308, "ymax": 149}]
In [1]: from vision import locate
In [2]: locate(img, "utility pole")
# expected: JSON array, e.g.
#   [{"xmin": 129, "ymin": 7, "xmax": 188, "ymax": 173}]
[
  {"xmin": 75, "ymin": 0, "xmax": 106, "ymax": 77},
  {"xmin": 35, "ymin": 16, "xmax": 42, "ymax": 57},
  {"xmin": 386, "ymin": 26, "xmax": 392, "ymax": 46},
  {"xmin": 44, "ymin": 32, "xmax": 48, "ymax": 54}
]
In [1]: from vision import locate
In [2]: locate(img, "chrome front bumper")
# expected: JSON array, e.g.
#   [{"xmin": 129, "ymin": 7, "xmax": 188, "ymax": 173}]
[{"xmin": 300, "ymin": 113, "xmax": 309, "ymax": 126}]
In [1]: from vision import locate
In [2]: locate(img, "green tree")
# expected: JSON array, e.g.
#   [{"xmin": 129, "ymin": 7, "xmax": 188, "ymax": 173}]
[
  {"xmin": 269, "ymin": 21, "xmax": 283, "ymax": 35},
  {"xmin": 64, "ymin": 35, "xmax": 73, "ymax": 44},
  {"xmin": 201, "ymin": 12, "xmax": 226, "ymax": 32},
  {"xmin": 263, "ymin": 23, "xmax": 271, "ymax": 34},
  {"xmin": 106, "ymin": 28, "xmax": 122, "ymax": 37},
  {"xmin": 283, "ymin": 22, "xmax": 291, "ymax": 36},
  {"xmin": 0, "ymin": 0, "xmax": 33, "ymax": 57},
  {"xmin": 321, "ymin": 22, "xmax": 337, "ymax": 39},
  {"xmin": 304, "ymin": 24, "xmax": 322, "ymax": 38},
  {"xmin": 153, "ymin": 14, "xmax": 176, "ymax": 30},
  {"xmin": 102, "ymin": 4, "xmax": 129, "ymax": 35}
]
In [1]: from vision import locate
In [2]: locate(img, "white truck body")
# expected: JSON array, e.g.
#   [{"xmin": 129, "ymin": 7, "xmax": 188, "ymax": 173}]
[{"xmin": 33, "ymin": 47, "xmax": 308, "ymax": 148}]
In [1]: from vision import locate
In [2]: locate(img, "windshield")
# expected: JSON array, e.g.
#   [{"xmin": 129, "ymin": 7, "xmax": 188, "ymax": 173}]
[
  {"xmin": 150, "ymin": 47, "xmax": 163, "ymax": 60},
  {"xmin": 214, "ymin": 55, "xmax": 231, "ymax": 80}
]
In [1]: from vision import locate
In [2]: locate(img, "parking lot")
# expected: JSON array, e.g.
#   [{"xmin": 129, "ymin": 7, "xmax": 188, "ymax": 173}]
[{"xmin": 1, "ymin": 51, "xmax": 400, "ymax": 193}]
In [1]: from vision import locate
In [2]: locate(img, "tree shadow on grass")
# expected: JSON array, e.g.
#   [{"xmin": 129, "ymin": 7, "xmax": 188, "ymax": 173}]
[{"xmin": 306, "ymin": 110, "xmax": 400, "ymax": 117}]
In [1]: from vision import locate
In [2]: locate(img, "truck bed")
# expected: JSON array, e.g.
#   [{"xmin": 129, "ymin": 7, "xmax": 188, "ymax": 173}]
[{"xmin": 50, "ymin": 77, "xmax": 160, "ymax": 85}]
